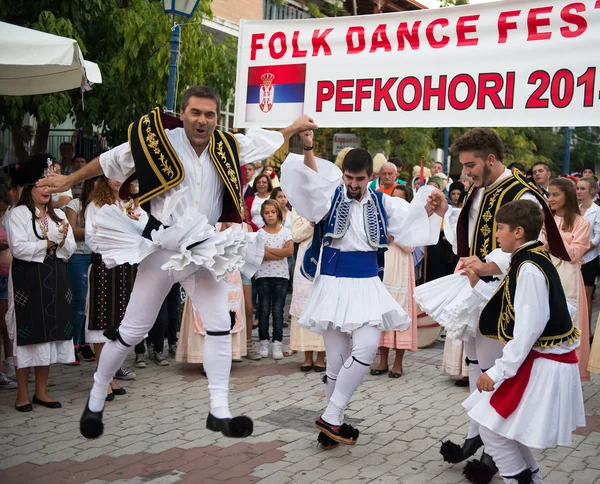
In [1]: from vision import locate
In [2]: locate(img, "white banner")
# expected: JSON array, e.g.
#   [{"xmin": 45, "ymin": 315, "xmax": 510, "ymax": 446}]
[{"xmin": 234, "ymin": 0, "xmax": 600, "ymax": 128}]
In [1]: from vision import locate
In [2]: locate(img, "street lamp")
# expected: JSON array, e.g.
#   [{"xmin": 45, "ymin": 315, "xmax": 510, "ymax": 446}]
[{"xmin": 163, "ymin": 0, "xmax": 202, "ymax": 115}]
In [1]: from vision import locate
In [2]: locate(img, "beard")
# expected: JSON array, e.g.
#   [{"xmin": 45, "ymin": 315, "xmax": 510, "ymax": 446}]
[
  {"xmin": 478, "ymin": 163, "xmax": 492, "ymax": 187},
  {"xmin": 346, "ymin": 186, "xmax": 362, "ymax": 200}
]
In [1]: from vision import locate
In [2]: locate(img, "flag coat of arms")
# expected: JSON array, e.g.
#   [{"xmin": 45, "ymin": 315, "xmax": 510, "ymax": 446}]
[{"xmin": 246, "ymin": 64, "xmax": 306, "ymax": 123}]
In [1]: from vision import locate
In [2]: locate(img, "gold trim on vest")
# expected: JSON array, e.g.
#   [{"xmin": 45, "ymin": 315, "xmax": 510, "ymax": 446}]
[
  {"xmin": 208, "ymin": 130, "xmax": 243, "ymax": 216},
  {"xmin": 128, "ymin": 107, "xmax": 185, "ymax": 205}
]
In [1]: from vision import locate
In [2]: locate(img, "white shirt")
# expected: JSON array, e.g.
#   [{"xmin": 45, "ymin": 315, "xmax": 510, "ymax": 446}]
[
  {"xmin": 485, "ymin": 252, "xmax": 579, "ymax": 385},
  {"xmin": 65, "ymin": 198, "xmax": 92, "ymax": 255},
  {"xmin": 4, "ymin": 206, "xmax": 76, "ymax": 262},
  {"xmin": 280, "ymin": 154, "xmax": 442, "ymax": 251},
  {"xmin": 444, "ymin": 168, "xmax": 540, "ymax": 274},
  {"xmin": 99, "ymin": 127, "xmax": 283, "ymax": 226},
  {"xmin": 256, "ymin": 227, "xmax": 292, "ymax": 279},
  {"xmin": 250, "ymin": 195, "xmax": 269, "ymax": 229},
  {"xmin": 581, "ymin": 202, "xmax": 600, "ymax": 263}
]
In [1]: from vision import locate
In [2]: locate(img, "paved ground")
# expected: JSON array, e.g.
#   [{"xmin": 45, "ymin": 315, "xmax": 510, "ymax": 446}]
[{"xmin": 1, "ymin": 313, "xmax": 600, "ymax": 483}]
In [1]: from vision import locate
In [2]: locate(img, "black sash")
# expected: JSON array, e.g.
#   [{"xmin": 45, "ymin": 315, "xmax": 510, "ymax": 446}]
[{"xmin": 12, "ymin": 251, "xmax": 72, "ymax": 346}]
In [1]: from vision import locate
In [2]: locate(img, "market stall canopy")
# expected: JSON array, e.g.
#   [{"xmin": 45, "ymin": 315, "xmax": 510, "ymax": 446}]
[{"xmin": 0, "ymin": 21, "xmax": 102, "ymax": 95}]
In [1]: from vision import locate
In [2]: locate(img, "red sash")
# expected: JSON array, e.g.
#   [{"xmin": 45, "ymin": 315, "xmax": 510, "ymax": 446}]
[{"xmin": 490, "ymin": 349, "xmax": 578, "ymax": 419}]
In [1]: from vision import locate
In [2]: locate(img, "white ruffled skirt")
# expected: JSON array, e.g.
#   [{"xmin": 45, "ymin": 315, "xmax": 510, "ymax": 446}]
[
  {"xmin": 463, "ymin": 356, "xmax": 586, "ymax": 449},
  {"xmin": 298, "ymin": 274, "xmax": 410, "ymax": 335},
  {"xmin": 413, "ymin": 273, "xmax": 500, "ymax": 342},
  {"xmin": 89, "ymin": 196, "xmax": 264, "ymax": 282}
]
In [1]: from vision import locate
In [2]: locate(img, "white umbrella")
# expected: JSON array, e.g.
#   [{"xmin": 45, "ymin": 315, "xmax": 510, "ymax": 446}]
[{"xmin": 0, "ymin": 21, "xmax": 102, "ymax": 95}]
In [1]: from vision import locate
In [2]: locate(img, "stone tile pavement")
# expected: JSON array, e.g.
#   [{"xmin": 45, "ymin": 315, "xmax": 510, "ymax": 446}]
[{"xmin": 1, "ymin": 329, "xmax": 600, "ymax": 483}]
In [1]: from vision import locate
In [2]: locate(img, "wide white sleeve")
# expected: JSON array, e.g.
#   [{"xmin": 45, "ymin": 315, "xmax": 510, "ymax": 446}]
[
  {"xmin": 235, "ymin": 128, "xmax": 284, "ymax": 167},
  {"xmin": 85, "ymin": 203, "xmax": 100, "ymax": 252},
  {"xmin": 4, "ymin": 208, "xmax": 48, "ymax": 263},
  {"xmin": 54, "ymin": 209, "xmax": 76, "ymax": 259},
  {"xmin": 99, "ymin": 141, "xmax": 135, "ymax": 183},
  {"xmin": 485, "ymin": 263, "xmax": 549, "ymax": 385},
  {"xmin": 443, "ymin": 207, "xmax": 461, "ymax": 255},
  {"xmin": 384, "ymin": 185, "xmax": 442, "ymax": 247},
  {"xmin": 486, "ymin": 248, "xmax": 512, "ymax": 276},
  {"xmin": 280, "ymin": 153, "xmax": 342, "ymax": 222}
]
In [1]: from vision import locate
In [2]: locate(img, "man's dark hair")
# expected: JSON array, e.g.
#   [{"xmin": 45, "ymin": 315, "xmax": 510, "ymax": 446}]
[
  {"xmin": 181, "ymin": 85, "xmax": 221, "ymax": 114},
  {"xmin": 507, "ymin": 162, "xmax": 525, "ymax": 173},
  {"xmin": 532, "ymin": 161, "xmax": 551, "ymax": 174},
  {"xmin": 342, "ymin": 148, "xmax": 373, "ymax": 176},
  {"xmin": 496, "ymin": 200, "xmax": 543, "ymax": 241},
  {"xmin": 451, "ymin": 128, "xmax": 504, "ymax": 163},
  {"xmin": 388, "ymin": 156, "xmax": 403, "ymax": 170},
  {"xmin": 59, "ymin": 141, "xmax": 73, "ymax": 149}
]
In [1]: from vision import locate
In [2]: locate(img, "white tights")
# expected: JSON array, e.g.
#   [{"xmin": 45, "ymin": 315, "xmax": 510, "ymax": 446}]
[
  {"xmin": 321, "ymin": 325, "xmax": 382, "ymax": 426},
  {"xmin": 479, "ymin": 425, "xmax": 542, "ymax": 484},
  {"xmin": 88, "ymin": 250, "xmax": 233, "ymax": 419}
]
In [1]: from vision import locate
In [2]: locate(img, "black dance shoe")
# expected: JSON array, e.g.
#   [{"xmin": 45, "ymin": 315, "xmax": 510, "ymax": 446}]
[
  {"xmin": 317, "ymin": 431, "xmax": 339, "ymax": 450},
  {"xmin": 463, "ymin": 451, "xmax": 499, "ymax": 484},
  {"xmin": 206, "ymin": 413, "xmax": 254, "ymax": 438},
  {"xmin": 315, "ymin": 418, "xmax": 359, "ymax": 445},
  {"xmin": 440, "ymin": 434, "xmax": 484, "ymax": 463},
  {"xmin": 80, "ymin": 400, "xmax": 104, "ymax": 439}
]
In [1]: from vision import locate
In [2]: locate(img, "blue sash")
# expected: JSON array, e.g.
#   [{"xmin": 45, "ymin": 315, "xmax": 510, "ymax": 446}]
[{"xmin": 320, "ymin": 247, "xmax": 378, "ymax": 278}]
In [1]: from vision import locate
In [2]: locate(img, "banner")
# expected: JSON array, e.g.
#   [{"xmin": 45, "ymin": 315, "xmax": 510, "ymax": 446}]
[{"xmin": 234, "ymin": 0, "xmax": 600, "ymax": 128}]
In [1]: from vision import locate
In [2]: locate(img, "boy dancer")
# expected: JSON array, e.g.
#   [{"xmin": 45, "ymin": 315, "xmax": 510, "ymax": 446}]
[{"xmin": 462, "ymin": 200, "xmax": 585, "ymax": 484}]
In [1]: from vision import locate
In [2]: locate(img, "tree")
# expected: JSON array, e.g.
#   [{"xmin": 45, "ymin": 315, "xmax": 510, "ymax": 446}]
[
  {"xmin": 0, "ymin": 0, "xmax": 238, "ymax": 159},
  {"xmin": 439, "ymin": 0, "xmax": 470, "ymax": 6}
]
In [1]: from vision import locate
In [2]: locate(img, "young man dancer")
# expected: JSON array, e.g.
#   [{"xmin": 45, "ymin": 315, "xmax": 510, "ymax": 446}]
[{"xmin": 280, "ymin": 129, "xmax": 446, "ymax": 447}]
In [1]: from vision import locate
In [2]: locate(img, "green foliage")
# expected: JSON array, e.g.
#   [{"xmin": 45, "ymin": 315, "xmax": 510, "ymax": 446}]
[
  {"xmin": 439, "ymin": 0, "xmax": 470, "ymax": 6},
  {"xmin": 0, "ymin": 0, "xmax": 238, "ymax": 147},
  {"xmin": 315, "ymin": 126, "xmax": 600, "ymax": 176}
]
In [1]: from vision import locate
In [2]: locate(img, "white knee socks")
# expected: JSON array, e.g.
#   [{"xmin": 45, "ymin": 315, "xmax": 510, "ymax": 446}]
[
  {"xmin": 321, "ymin": 325, "xmax": 381, "ymax": 426},
  {"xmin": 89, "ymin": 340, "xmax": 131, "ymax": 412},
  {"xmin": 203, "ymin": 334, "xmax": 233, "ymax": 419}
]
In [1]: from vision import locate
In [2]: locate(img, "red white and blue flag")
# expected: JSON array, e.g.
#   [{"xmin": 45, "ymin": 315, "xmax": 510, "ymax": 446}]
[{"xmin": 245, "ymin": 64, "xmax": 306, "ymax": 123}]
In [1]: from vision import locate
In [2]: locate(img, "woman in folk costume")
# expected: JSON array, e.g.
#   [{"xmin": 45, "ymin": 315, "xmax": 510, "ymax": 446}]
[
  {"xmin": 289, "ymin": 208, "xmax": 326, "ymax": 372},
  {"xmin": 280, "ymin": 129, "xmax": 445, "ymax": 447},
  {"xmin": 176, "ymin": 223, "xmax": 249, "ymax": 364},
  {"xmin": 39, "ymin": 85, "xmax": 315, "ymax": 439},
  {"xmin": 371, "ymin": 185, "xmax": 418, "ymax": 378},
  {"xmin": 6, "ymin": 155, "xmax": 76, "ymax": 411},
  {"xmin": 544, "ymin": 177, "xmax": 591, "ymax": 381},
  {"xmin": 85, "ymin": 176, "xmax": 148, "ymax": 399}
]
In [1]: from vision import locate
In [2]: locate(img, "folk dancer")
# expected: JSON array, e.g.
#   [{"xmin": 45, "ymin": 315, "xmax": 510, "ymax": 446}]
[{"xmin": 38, "ymin": 85, "xmax": 316, "ymax": 439}]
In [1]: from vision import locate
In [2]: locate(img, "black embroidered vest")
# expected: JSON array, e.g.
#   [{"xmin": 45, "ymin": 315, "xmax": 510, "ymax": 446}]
[
  {"xmin": 120, "ymin": 107, "xmax": 243, "ymax": 223},
  {"xmin": 456, "ymin": 171, "xmax": 570, "ymax": 262},
  {"xmin": 479, "ymin": 241, "xmax": 580, "ymax": 348}
]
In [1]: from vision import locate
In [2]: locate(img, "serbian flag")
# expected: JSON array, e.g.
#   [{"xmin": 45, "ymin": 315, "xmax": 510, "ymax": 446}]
[{"xmin": 246, "ymin": 64, "xmax": 306, "ymax": 123}]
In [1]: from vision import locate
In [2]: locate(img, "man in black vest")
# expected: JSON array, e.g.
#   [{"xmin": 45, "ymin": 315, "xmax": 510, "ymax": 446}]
[
  {"xmin": 437, "ymin": 129, "xmax": 569, "ymax": 476},
  {"xmin": 39, "ymin": 85, "xmax": 317, "ymax": 440}
]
